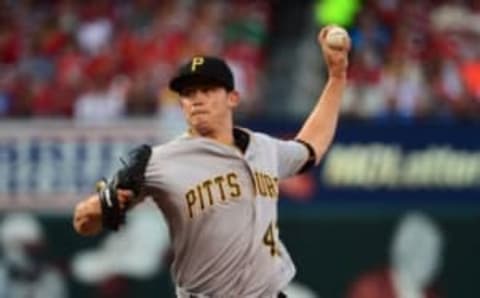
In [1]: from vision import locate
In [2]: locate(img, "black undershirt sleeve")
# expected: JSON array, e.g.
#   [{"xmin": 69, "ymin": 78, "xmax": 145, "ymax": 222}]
[{"xmin": 294, "ymin": 139, "xmax": 317, "ymax": 174}]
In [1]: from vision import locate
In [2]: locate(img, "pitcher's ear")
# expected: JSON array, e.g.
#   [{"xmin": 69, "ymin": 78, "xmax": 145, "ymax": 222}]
[{"xmin": 228, "ymin": 90, "xmax": 240, "ymax": 108}]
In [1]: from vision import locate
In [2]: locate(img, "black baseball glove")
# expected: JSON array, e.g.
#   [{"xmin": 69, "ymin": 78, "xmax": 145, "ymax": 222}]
[{"xmin": 96, "ymin": 144, "xmax": 152, "ymax": 230}]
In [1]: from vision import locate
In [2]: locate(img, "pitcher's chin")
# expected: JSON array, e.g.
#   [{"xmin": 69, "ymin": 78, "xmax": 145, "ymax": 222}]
[{"xmin": 192, "ymin": 121, "xmax": 214, "ymax": 137}]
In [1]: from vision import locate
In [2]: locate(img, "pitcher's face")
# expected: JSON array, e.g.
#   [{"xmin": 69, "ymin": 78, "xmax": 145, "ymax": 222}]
[{"xmin": 179, "ymin": 84, "xmax": 239, "ymax": 136}]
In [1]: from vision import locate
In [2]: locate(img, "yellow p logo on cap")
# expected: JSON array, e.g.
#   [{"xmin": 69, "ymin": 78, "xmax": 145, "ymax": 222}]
[{"xmin": 191, "ymin": 57, "xmax": 204, "ymax": 72}]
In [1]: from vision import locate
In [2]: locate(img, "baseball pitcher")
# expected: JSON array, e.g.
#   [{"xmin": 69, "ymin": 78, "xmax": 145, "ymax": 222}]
[{"xmin": 73, "ymin": 25, "xmax": 351, "ymax": 297}]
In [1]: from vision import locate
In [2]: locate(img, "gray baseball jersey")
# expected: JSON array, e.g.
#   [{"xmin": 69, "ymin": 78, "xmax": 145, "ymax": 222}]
[{"xmin": 143, "ymin": 127, "xmax": 310, "ymax": 297}]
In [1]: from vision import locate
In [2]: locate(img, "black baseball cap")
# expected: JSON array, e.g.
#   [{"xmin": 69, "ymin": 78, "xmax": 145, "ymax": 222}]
[{"xmin": 169, "ymin": 56, "xmax": 234, "ymax": 93}]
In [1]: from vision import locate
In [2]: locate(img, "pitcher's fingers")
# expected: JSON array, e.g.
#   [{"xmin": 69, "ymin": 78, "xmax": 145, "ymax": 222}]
[
  {"xmin": 318, "ymin": 25, "xmax": 335, "ymax": 43},
  {"xmin": 117, "ymin": 189, "xmax": 134, "ymax": 206}
]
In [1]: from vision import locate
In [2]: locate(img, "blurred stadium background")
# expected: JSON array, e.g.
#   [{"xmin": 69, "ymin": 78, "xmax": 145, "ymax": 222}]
[{"xmin": 0, "ymin": 0, "xmax": 479, "ymax": 297}]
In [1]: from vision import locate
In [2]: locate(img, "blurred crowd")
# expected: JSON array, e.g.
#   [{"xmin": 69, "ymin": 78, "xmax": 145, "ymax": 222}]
[
  {"xmin": 341, "ymin": 0, "xmax": 480, "ymax": 122},
  {"xmin": 1, "ymin": 0, "xmax": 480, "ymax": 123},
  {"xmin": 0, "ymin": 0, "xmax": 270, "ymax": 121}
]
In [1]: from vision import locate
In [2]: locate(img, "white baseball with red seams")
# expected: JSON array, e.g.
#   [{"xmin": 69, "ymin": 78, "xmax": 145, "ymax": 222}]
[{"xmin": 326, "ymin": 26, "xmax": 349, "ymax": 50}]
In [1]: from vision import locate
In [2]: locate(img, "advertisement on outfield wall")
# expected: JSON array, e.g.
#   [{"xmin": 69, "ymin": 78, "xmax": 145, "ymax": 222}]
[
  {"xmin": 0, "ymin": 120, "xmax": 479, "ymax": 210},
  {"xmin": 0, "ymin": 120, "xmax": 163, "ymax": 210},
  {"xmin": 252, "ymin": 121, "xmax": 480, "ymax": 206}
]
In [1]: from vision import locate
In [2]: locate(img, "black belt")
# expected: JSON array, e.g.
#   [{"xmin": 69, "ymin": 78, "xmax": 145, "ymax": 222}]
[{"xmin": 189, "ymin": 292, "xmax": 287, "ymax": 298}]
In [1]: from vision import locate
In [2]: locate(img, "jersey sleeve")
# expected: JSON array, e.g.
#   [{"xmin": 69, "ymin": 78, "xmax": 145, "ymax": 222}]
[
  {"xmin": 272, "ymin": 137, "xmax": 312, "ymax": 179},
  {"xmin": 143, "ymin": 144, "xmax": 172, "ymax": 192},
  {"xmin": 143, "ymin": 146, "xmax": 162, "ymax": 189}
]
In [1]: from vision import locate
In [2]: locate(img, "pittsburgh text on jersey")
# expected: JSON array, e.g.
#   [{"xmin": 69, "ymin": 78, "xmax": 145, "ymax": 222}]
[{"xmin": 184, "ymin": 170, "xmax": 278, "ymax": 219}]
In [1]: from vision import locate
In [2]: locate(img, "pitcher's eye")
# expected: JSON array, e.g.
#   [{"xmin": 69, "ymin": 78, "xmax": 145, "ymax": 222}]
[
  {"xmin": 179, "ymin": 87, "xmax": 198, "ymax": 97},
  {"xmin": 179, "ymin": 84, "xmax": 221, "ymax": 98},
  {"xmin": 179, "ymin": 89, "xmax": 192, "ymax": 97},
  {"xmin": 201, "ymin": 86, "xmax": 215, "ymax": 92}
]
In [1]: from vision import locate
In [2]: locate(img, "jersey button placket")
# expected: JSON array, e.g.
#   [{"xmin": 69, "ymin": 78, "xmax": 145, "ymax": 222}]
[{"xmin": 240, "ymin": 156, "xmax": 261, "ymax": 287}]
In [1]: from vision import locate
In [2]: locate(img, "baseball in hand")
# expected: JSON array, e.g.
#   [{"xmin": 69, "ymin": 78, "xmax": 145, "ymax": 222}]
[{"xmin": 325, "ymin": 26, "xmax": 349, "ymax": 50}]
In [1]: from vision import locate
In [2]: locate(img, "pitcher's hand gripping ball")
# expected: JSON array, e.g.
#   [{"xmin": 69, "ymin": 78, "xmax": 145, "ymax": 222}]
[{"xmin": 325, "ymin": 26, "xmax": 349, "ymax": 51}]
